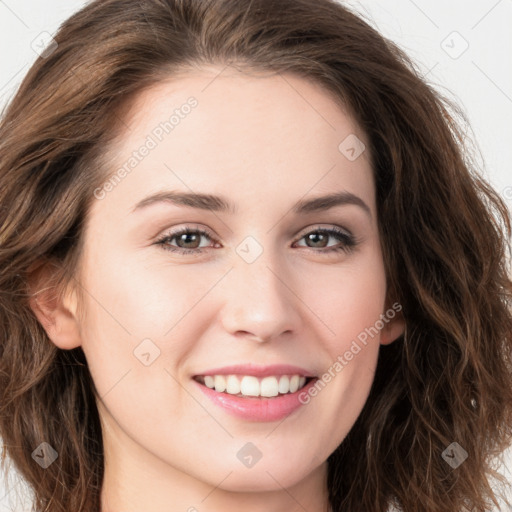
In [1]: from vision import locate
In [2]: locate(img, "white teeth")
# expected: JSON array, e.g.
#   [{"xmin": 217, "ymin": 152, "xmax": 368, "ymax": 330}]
[
  {"xmin": 278, "ymin": 375, "xmax": 290, "ymax": 394},
  {"xmin": 200, "ymin": 374, "xmax": 310, "ymax": 397},
  {"xmin": 240, "ymin": 376, "xmax": 260, "ymax": 396},
  {"xmin": 289, "ymin": 375, "xmax": 300, "ymax": 393},
  {"xmin": 226, "ymin": 375, "xmax": 241, "ymax": 395},
  {"xmin": 260, "ymin": 376, "xmax": 279, "ymax": 397},
  {"xmin": 214, "ymin": 375, "xmax": 226, "ymax": 393}
]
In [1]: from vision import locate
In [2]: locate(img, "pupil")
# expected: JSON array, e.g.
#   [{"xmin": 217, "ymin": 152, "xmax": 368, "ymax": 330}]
[
  {"xmin": 176, "ymin": 232, "xmax": 330, "ymax": 249},
  {"xmin": 308, "ymin": 232, "xmax": 327, "ymax": 248},
  {"xmin": 180, "ymin": 233, "xmax": 199, "ymax": 248}
]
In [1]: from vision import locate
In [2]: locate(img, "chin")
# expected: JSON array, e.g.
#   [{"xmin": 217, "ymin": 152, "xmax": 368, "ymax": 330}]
[{"xmin": 207, "ymin": 459, "xmax": 316, "ymax": 492}]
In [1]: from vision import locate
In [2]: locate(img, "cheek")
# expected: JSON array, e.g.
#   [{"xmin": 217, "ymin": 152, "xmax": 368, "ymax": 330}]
[
  {"xmin": 304, "ymin": 271, "xmax": 387, "ymax": 443},
  {"xmin": 300, "ymin": 249, "xmax": 387, "ymax": 355},
  {"xmin": 78, "ymin": 228, "xmax": 386, "ymax": 395},
  {"xmin": 79, "ymin": 239, "xmax": 207, "ymax": 337},
  {"xmin": 76, "ymin": 243, "xmax": 224, "ymax": 401}
]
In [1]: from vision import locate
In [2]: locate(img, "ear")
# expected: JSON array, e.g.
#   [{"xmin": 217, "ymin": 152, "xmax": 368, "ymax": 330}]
[
  {"xmin": 27, "ymin": 261, "xmax": 82, "ymax": 350},
  {"xmin": 379, "ymin": 297, "xmax": 406, "ymax": 346}
]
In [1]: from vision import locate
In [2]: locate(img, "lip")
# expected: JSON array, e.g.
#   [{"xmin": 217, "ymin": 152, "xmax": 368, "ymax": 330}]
[
  {"xmin": 193, "ymin": 374, "xmax": 319, "ymax": 422},
  {"xmin": 193, "ymin": 363, "xmax": 316, "ymax": 378}
]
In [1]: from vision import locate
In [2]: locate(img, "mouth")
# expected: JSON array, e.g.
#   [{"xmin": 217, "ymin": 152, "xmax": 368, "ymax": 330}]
[
  {"xmin": 193, "ymin": 374, "xmax": 316, "ymax": 399},
  {"xmin": 192, "ymin": 365, "xmax": 320, "ymax": 422}
]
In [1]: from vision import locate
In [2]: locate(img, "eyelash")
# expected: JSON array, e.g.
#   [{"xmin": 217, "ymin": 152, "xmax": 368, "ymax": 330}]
[{"xmin": 154, "ymin": 226, "xmax": 357, "ymax": 255}]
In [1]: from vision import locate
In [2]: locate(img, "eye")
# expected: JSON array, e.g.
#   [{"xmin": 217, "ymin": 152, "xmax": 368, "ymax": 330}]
[
  {"xmin": 154, "ymin": 225, "xmax": 357, "ymax": 255},
  {"xmin": 155, "ymin": 226, "xmax": 218, "ymax": 254},
  {"xmin": 293, "ymin": 226, "xmax": 357, "ymax": 253}
]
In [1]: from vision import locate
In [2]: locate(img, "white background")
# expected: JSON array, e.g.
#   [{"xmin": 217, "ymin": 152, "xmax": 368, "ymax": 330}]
[{"xmin": 1, "ymin": 0, "xmax": 511, "ymax": 510}]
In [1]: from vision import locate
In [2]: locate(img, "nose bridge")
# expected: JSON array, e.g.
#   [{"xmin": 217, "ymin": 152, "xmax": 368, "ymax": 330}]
[{"xmin": 219, "ymin": 240, "xmax": 299, "ymax": 341}]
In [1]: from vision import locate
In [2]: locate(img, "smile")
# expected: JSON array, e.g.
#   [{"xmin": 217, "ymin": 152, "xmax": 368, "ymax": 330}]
[
  {"xmin": 192, "ymin": 364, "xmax": 319, "ymax": 422},
  {"xmin": 194, "ymin": 374, "xmax": 312, "ymax": 398}
]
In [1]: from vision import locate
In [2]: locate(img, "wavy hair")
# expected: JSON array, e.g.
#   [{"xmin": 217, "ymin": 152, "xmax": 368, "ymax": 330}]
[{"xmin": 1, "ymin": 0, "xmax": 511, "ymax": 510}]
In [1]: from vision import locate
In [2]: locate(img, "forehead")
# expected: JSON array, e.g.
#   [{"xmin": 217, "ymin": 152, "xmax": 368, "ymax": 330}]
[{"xmin": 93, "ymin": 66, "xmax": 375, "ymax": 219}]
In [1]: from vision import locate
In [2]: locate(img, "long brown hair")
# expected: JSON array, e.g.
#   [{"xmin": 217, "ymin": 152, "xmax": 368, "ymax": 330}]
[{"xmin": 1, "ymin": 1, "xmax": 511, "ymax": 510}]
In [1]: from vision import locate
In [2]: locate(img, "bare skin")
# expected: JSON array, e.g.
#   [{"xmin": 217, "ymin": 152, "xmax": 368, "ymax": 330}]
[{"xmin": 31, "ymin": 65, "xmax": 404, "ymax": 512}]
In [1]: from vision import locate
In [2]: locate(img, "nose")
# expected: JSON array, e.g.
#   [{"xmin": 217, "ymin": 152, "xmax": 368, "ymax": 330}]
[{"xmin": 219, "ymin": 251, "xmax": 301, "ymax": 343}]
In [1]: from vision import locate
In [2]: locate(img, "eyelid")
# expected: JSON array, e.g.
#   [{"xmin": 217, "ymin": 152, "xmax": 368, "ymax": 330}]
[
  {"xmin": 159, "ymin": 224, "xmax": 216, "ymax": 239},
  {"xmin": 154, "ymin": 225, "xmax": 219, "ymax": 252},
  {"xmin": 293, "ymin": 223, "xmax": 353, "ymax": 240},
  {"xmin": 156, "ymin": 223, "xmax": 353, "ymax": 244},
  {"xmin": 154, "ymin": 222, "xmax": 358, "ymax": 256}
]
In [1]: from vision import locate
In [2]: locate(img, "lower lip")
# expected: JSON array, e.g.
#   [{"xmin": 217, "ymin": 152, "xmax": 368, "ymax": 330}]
[{"xmin": 193, "ymin": 378, "xmax": 318, "ymax": 422}]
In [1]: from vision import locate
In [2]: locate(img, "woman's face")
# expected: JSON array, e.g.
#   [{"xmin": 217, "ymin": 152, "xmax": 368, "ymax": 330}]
[{"xmin": 52, "ymin": 66, "xmax": 403, "ymax": 507}]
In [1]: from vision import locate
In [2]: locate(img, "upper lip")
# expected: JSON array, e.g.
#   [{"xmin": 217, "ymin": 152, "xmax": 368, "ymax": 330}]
[{"xmin": 193, "ymin": 364, "xmax": 317, "ymax": 378}]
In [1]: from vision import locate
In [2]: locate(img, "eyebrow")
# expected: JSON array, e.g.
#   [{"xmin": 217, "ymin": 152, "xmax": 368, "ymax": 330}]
[{"xmin": 131, "ymin": 190, "xmax": 372, "ymax": 219}]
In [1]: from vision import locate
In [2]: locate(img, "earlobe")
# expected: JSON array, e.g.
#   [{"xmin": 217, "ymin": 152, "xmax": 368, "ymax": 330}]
[
  {"xmin": 380, "ymin": 297, "xmax": 406, "ymax": 345},
  {"xmin": 380, "ymin": 314, "xmax": 406, "ymax": 345},
  {"xmin": 27, "ymin": 263, "xmax": 82, "ymax": 350}
]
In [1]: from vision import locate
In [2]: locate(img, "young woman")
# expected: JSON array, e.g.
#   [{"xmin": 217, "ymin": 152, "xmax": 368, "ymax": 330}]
[{"xmin": 1, "ymin": 1, "xmax": 511, "ymax": 511}]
